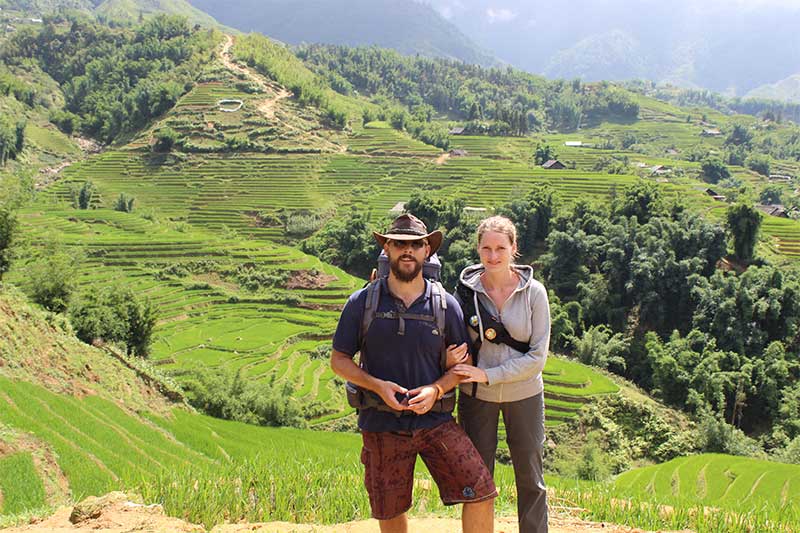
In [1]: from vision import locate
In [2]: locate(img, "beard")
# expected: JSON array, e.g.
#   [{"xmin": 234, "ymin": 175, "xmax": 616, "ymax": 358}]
[{"xmin": 390, "ymin": 254, "xmax": 423, "ymax": 282}]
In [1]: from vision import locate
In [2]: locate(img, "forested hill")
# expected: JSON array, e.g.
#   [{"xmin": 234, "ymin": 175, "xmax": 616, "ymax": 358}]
[
  {"xmin": 188, "ymin": 0, "xmax": 500, "ymax": 68},
  {"xmin": 0, "ymin": 0, "xmax": 228, "ymax": 28},
  {"xmin": 1, "ymin": 13, "xmax": 217, "ymax": 143}
]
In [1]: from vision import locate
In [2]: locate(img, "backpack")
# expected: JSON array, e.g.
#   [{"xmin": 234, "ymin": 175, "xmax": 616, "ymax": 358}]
[
  {"xmin": 455, "ymin": 280, "xmax": 531, "ymax": 397},
  {"xmin": 345, "ymin": 253, "xmax": 455, "ymax": 415}
]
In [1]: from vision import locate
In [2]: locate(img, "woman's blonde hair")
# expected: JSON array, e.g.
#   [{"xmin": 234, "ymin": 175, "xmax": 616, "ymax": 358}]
[{"xmin": 477, "ymin": 215, "xmax": 518, "ymax": 250}]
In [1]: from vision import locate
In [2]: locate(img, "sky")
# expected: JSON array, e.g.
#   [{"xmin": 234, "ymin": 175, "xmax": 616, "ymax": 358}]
[{"xmin": 422, "ymin": 0, "xmax": 800, "ymax": 23}]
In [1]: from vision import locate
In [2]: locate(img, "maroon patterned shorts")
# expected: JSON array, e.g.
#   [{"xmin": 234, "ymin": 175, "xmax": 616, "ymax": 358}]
[{"xmin": 360, "ymin": 420, "xmax": 497, "ymax": 520}]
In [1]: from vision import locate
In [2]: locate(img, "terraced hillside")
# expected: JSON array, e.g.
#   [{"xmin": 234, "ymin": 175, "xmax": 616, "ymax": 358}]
[
  {"xmin": 7, "ymin": 207, "xmax": 359, "ymax": 421},
  {"xmin": 615, "ymin": 454, "xmax": 800, "ymax": 515}
]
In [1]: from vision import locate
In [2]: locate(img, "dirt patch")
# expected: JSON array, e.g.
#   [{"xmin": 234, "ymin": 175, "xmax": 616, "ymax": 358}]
[
  {"xmin": 434, "ymin": 152, "xmax": 451, "ymax": 165},
  {"xmin": 3, "ymin": 492, "xmax": 201, "ymax": 533},
  {"xmin": 285, "ymin": 270, "xmax": 337, "ymax": 290},
  {"xmin": 3, "ymin": 493, "xmax": 671, "ymax": 532}
]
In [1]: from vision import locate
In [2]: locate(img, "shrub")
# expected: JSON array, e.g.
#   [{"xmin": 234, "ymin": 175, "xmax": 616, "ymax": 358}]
[
  {"xmin": 179, "ymin": 368, "xmax": 306, "ymax": 428},
  {"xmin": 25, "ymin": 246, "xmax": 81, "ymax": 313},
  {"xmin": 576, "ymin": 432, "xmax": 612, "ymax": 481},
  {"xmin": 70, "ymin": 181, "xmax": 95, "ymax": 209},
  {"xmin": 571, "ymin": 325, "xmax": 628, "ymax": 373},
  {"xmin": 746, "ymin": 154, "xmax": 771, "ymax": 176},
  {"xmin": 700, "ymin": 158, "xmax": 731, "ymax": 184},
  {"xmin": 68, "ymin": 284, "xmax": 158, "ymax": 357},
  {"xmin": 113, "ymin": 193, "xmax": 135, "ymax": 213},
  {"xmin": 697, "ymin": 409, "xmax": 761, "ymax": 457},
  {"xmin": 153, "ymin": 127, "xmax": 178, "ymax": 152},
  {"xmin": 0, "ymin": 208, "xmax": 16, "ymax": 280}
]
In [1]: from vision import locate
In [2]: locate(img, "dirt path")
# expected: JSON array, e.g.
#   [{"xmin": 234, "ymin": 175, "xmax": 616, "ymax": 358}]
[
  {"xmin": 217, "ymin": 34, "xmax": 345, "ymax": 153},
  {"xmin": 2, "ymin": 493, "xmax": 682, "ymax": 533},
  {"xmin": 218, "ymin": 35, "xmax": 292, "ymax": 121}
]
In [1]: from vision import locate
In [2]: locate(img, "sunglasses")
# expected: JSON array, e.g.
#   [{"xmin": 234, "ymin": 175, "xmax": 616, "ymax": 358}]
[{"xmin": 389, "ymin": 239, "xmax": 427, "ymax": 250}]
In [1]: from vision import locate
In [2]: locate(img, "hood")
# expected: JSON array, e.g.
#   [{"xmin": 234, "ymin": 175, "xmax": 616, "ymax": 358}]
[{"xmin": 459, "ymin": 263, "xmax": 535, "ymax": 294}]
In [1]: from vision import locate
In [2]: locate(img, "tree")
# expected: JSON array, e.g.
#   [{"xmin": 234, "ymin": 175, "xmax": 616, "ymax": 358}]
[
  {"xmin": 570, "ymin": 324, "xmax": 628, "ymax": 372},
  {"xmin": 534, "ymin": 143, "xmax": 557, "ymax": 165},
  {"xmin": 726, "ymin": 203, "xmax": 762, "ymax": 262},
  {"xmin": 25, "ymin": 246, "xmax": 82, "ymax": 313},
  {"xmin": 615, "ymin": 181, "xmax": 663, "ymax": 223},
  {"xmin": 746, "ymin": 154, "xmax": 771, "ymax": 176},
  {"xmin": 700, "ymin": 158, "xmax": 731, "ymax": 184},
  {"xmin": 0, "ymin": 119, "xmax": 16, "ymax": 165},
  {"xmin": 14, "ymin": 120, "xmax": 25, "ymax": 155},
  {"xmin": 70, "ymin": 181, "xmax": 95, "ymax": 209},
  {"xmin": 759, "ymin": 184, "xmax": 784, "ymax": 205},
  {"xmin": 113, "ymin": 193, "xmax": 135, "ymax": 212},
  {"xmin": 0, "ymin": 208, "xmax": 17, "ymax": 279},
  {"xmin": 153, "ymin": 127, "xmax": 178, "ymax": 152},
  {"xmin": 68, "ymin": 284, "xmax": 158, "ymax": 357},
  {"xmin": 725, "ymin": 122, "xmax": 753, "ymax": 147}
]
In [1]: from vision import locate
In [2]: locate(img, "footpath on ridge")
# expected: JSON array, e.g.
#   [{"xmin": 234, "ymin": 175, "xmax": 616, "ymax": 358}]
[{"xmin": 1, "ymin": 492, "xmax": 683, "ymax": 533}]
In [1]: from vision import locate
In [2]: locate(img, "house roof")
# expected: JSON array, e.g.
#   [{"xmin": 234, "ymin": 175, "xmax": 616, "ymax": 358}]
[
  {"xmin": 542, "ymin": 159, "xmax": 564, "ymax": 169},
  {"xmin": 448, "ymin": 127, "xmax": 465, "ymax": 135},
  {"xmin": 755, "ymin": 204, "xmax": 788, "ymax": 217}
]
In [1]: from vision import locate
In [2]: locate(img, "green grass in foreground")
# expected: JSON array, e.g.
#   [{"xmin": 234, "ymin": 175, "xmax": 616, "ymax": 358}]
[{"xmin": 1, "ymin": 377, "xmax": 798, "ymax": 531}]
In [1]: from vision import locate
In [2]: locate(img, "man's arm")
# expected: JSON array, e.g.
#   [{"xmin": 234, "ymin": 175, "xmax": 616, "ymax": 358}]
[{"xmin": 331, "ymin": 349, "xmax": 409, "ymax": 411}]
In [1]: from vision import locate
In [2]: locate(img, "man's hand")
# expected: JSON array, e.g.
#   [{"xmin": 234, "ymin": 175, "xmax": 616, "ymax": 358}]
[
  {"xmin": 451, "ymin": 364, "xmax": 488, "ymax": 384},
  {"xmin": 445, "ymin": 342, "xmax": 469, "ymax": 368},
  {"xmin": 406, "ymin": 385, "xmax": 438, "ymax": 415},
  {"xmin": 375, "ymin": 380, "xmax": 409, "ymax": 411}
]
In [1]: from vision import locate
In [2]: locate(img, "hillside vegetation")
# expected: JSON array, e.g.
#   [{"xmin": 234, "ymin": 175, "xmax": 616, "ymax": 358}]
[{"xmin": 2, "ymin": 10, "xmax": 800, "ymax": 533}]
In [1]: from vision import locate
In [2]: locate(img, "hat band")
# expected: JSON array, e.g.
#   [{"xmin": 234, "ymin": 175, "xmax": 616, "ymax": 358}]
[{"xmin": 388, "ymin": 228, "xmax": 427, "ymax": 236}]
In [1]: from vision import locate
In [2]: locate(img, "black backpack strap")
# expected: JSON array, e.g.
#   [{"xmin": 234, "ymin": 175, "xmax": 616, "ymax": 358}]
[
  {"xmin": 430, "ymin": 281, "xmax": 448, "ymax": 371},
  {"xmin": 360, "ymin": 279, "xmax": 382, "ymax": 366},
  {"xmin": 455, "ymin": 280, "xmax": 531, "ymax": 396}
]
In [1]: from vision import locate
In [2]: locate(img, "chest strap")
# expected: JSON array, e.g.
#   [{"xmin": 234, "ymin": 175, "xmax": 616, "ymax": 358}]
[{"xmin": 374, "ymin": 311, "xmax": 436, "ymax": 336}]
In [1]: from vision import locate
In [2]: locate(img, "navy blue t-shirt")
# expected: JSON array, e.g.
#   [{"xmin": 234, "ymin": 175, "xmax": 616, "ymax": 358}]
[{"xmin": 333, "ymin": 278, "xmax": 470, "ymax": 432}]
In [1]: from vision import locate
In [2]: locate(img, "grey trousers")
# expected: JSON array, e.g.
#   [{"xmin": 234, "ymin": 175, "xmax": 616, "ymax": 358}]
[{"xmin": 458, "ymin": 392, "xmax": 548, "ymax": 533}]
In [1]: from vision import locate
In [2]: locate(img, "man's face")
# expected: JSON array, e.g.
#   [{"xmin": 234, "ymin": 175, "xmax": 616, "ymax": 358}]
[{"xmin": 385, "ymin": 239, "xmax": 428, "ymax": 282}]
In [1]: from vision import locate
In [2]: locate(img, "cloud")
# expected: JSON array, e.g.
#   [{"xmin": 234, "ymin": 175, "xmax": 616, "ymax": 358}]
[{"xmin": 486, "ymin": 7, "xmax": 517, "ymax": 23}]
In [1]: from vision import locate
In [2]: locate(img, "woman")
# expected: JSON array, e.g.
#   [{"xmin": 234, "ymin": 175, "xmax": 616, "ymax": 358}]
[{"xmin": 451, "ymin": 215, "xmax": 551, "ymax": 533}]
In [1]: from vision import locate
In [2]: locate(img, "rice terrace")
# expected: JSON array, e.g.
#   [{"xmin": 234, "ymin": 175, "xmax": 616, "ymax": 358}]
[{"xmin": 2, "ymin": 1, "xmax": 800, "ymax": 532}]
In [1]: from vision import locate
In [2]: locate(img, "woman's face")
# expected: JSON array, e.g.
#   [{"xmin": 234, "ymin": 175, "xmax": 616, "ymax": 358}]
[{"xmin": 478, "ymin": 230, "xmax": 516, "ymax": 273}]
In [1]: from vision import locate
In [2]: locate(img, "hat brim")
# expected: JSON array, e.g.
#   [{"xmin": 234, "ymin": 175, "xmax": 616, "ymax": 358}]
[{"xmin": 373, "ymin": 230, "xmax": 443, "ymax": 256}]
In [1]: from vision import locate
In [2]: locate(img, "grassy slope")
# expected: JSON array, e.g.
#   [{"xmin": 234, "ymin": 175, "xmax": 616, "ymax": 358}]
[{"xmin": 615, "ymin": 453, "xmax": 800, "ymax": 511}]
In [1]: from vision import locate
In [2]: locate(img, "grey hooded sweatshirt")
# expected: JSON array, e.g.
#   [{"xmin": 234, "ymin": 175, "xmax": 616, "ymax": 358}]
[{"xmin": 455, "ymin": 264, "xmax": 550, "ymax": 403}]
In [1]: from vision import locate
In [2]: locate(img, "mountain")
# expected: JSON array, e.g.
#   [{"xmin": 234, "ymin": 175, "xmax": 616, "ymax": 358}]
[
  {"xmin": 543, "ymin": 29, "xmax": 649, "ymax": 82},
  {"xmin": 424, "ymin": 0, "xmax": 800, "ymax": 96},
  {"xmin": 746, "ymin": 74, "xmax": 800, "ymax": 104},
  {"xmin": 187, "ymin": 0, "xmax": 500, "ymax": 67}
]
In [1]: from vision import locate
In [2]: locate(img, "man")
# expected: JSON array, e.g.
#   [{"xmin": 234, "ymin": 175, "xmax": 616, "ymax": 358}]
[{"xmin": 331, "ymin": 213, "xmax": 497, "ymax": 533}]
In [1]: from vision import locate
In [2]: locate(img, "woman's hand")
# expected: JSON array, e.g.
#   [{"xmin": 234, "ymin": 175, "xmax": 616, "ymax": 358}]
[
  {"xmin": 451, "ymin": 364, "xmax": 488, "ymax": 384},
  {"xmin": 445, "ymin": 343, "xmax": 469, "ymax": 368}
]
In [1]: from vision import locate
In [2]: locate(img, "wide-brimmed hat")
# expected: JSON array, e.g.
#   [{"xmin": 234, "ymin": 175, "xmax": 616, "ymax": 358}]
[{"xmin": 373, "ymin": 213, "xmax": 443, "ymax": 255}]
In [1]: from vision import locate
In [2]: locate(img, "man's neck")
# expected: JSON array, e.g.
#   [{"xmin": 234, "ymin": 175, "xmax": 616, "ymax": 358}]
[{"xmin": 387, "ymin": 274, "xmax": 426, "ymax": 307}]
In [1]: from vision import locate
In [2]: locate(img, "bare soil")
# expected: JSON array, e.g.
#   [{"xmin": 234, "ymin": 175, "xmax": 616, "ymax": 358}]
[
  {"xmin": 285, "ymin": 270, "xmax": 337, "ymax": 289},
  {"xmin": 1, "ymin": 493, "xmax": 688, "ymax": 533}
]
